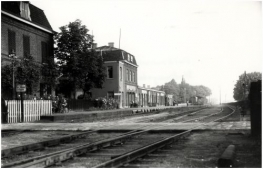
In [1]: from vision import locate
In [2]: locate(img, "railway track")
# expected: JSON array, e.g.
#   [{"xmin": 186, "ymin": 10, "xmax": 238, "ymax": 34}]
[
  {"xmin": 93, "ymin": 106, "xmax": 235, "ymax": 168},
  {"xmin": 1, "ymin": 106, "xmax": 205, "ymax": 159},
  {"xmin": 2, "ymin": 106, "xmax": 234, "ymax": 168}
]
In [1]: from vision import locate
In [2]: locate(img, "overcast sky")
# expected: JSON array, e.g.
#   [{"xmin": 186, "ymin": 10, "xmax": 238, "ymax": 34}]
[{"xmin": 32, "ymin": 0, "xmax": 262, "ymax": 103}]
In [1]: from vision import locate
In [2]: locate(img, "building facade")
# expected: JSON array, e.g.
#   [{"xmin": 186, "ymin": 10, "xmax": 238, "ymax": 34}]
[
  {"xmin": 89, "ymin": 43, "xmax": 165, "ymax": 108},
  {"xmin": 138, "ymin": 85, "xmax": 165, "ymax": 107},
  {"xmin": 1, "ymin": 1, "xmax": 54, "ymax": 99},
  {"xmin": 90, "ymin": 43, "xmax": 138, "ymax": 108}
]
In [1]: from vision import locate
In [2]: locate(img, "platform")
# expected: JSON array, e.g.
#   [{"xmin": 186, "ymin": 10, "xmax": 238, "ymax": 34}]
[
  {"xmin": 40, "ymin": 106, "xmax": 195, "ymax": 122},
  {"xmin": 1, "ymin": 121, "xmax": 250, "ymax": 131}
]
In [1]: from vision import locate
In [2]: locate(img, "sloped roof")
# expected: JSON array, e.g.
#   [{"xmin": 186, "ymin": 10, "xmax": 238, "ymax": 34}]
[
  {"xmin": 1, "ymin": 1, "xmax": 53, "ymax": 32},
  {"xmin": 96, "ymin": 46, "xmax": 138, "ymax": 66}
]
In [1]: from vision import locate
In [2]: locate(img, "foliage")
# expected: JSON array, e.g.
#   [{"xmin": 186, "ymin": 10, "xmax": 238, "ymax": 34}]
[
  {"xmin": 130, "ymin": 102, "xmax": 139, "ymax": 108},
  {"xmin": 1, "ymin": 64, "xmax": 13, "ymax": 96},
  {"xmin": 1, "ymin": 54, "xmax": 40, "ymax": 98},
  {"xmin": 93, "ymin": 97, "xmax": 118, "ymax": 109},
  {"xmin": 163, "ymin": 79, "xmax": 180, "ymax": 98},
  {"xmin": 233, "ymin": 72, "xmax": 261, "ymax": 101},
  {"xmin": 54, "ymin": 19, "xmax": 106, "ymax": 98},
  {"xmin": 51, "ymin": 94, "xmax": 68, "ymax": 113},
  {"xmin": 158, "ymin": 78, "xmax": 212, "ymax": 103},
  {"xmin": 41, "ymin": 58, "xmax": 60, "ymax": 88}
]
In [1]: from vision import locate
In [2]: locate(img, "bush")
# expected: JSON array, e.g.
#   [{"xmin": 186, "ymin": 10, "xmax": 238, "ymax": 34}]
[
  {"xmin": 130, "ymin": 102, "xmax": 139, "ymax": 108},
  {"xmin": 93, "ymin": 97, "xmax": 118, "ymax": 109}
]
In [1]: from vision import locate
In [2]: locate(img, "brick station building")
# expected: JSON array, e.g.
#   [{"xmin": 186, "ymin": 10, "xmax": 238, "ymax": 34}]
[
  {"xmin": 88, "ymin": 43, "xmax": 165, "ymax": 108},
  {"xmin": 89, "ymin": 43, "xmax": 138, "ymax": 108},
  {"xmin": 1, "ymin": 1, "xmax": 54, "ymax": 99}
]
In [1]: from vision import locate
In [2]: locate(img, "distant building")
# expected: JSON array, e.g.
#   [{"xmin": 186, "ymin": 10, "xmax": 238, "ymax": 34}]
[
  {"xmin": 1, "ymin": 1, "xmax": 54, "ymax": 99},
  {"xmin": 138, "ymin": 85, "xmax": 165, "ymax": 107}
]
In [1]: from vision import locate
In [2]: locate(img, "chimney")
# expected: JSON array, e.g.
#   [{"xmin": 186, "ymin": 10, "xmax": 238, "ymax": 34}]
[
  {"xmin": 108, "ymin": 42, "xmax": 114, "ymax": 47},
  {"xmin": 143, "ymin": 84, "xmax": 146, "ymax": 88},
  {"xmin": 92, "ymin": 43, "xmax": 97, "ymax": 49}
]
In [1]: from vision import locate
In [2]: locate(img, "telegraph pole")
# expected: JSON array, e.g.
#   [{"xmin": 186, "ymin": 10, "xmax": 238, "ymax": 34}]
[
  {"xmin": 119, "ymin": 28, "xmax": 121, "ymax": 49},
  {"xmin": 220, "ymin": 87, "xmax": 221, "ymax": 105}
]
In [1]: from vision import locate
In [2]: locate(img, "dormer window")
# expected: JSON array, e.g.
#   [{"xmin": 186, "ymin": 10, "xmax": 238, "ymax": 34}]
[
  {"xmin": 127, "ymin": 54, "xmax": 130, "ymax": 61},
  {"xmin": 20, "ymin": 2, "xmax": 31, "ymax": 21},
  {"xmin": 130, "ymin": 56, "xmax": 133, "ymax": 62}
]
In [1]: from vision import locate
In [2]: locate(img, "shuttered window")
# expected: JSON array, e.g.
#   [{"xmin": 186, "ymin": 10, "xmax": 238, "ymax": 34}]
[
  {"xmin": 8, "ymin": 30, "xmax": 16, "ymax": 54},
  {"xmin": 41, "ymin": 41, "xmax": 47, "ymax": 63},
  {"xmin": 23, "ymin": 35, "xmax": 30, "ymax": 56}
]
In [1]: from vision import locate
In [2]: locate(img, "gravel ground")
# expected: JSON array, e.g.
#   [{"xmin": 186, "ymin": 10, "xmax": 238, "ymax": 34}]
[
  {"xmin": 1, "ymin": 131, "xmax": 128, "ymax": 165},
  {"xmin": 127, "ymin": 130, "xmax": 261, "ymax": 168},
  {"xmin": 1, "ymin": 131, "xmax": 83, "ymax": 150}
]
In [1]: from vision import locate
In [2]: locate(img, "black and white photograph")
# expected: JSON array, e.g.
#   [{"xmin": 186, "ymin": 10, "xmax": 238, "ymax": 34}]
[{"xmin": 1, "ymin": 0, "xmax": 262, "ymax": 168}]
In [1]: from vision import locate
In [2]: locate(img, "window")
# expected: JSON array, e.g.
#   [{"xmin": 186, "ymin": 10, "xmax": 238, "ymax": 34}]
[
  {"xmin": 126, "ymin": 69, "xmax": 129, "ymax": 81},
  {"xmin": 127, "ymin": 54, "xmax": 130, "ymax": 61},
  {"xmin": 41, "ymin": 41, "xmax": 48, "ymax": 63},
  {"xmin": 119, "ymin": 67, "xmax": 122, "ymax": 81},
  {"xmin": 8, "ymin": 30, "xmax": 16, "ymax": 54},
  {"xmin": 20, "ymin": 2, "xmax": 31, "ymax": 20},
  {"xmin": 133, "ymin": 72, "xmax": 135, "ymax": 82},
  {"xmin": 23, "ymin": 35, "xmax": 30, "ymax": 57},
  {"xmin": 107, "ymin": 66, "xmax": 113, "ymax": 78},
  {"xmin": 129, "ymin": 70, "xmax": 132, "ymax": 81},
  {"xmin": 131, "ymin": 56, "xmax": 133, "ymax": 62}
]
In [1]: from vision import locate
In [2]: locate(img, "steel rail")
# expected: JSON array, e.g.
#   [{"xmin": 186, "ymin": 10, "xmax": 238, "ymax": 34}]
[
  {"xmin": 2, "ymin": 122, "xmax": 171, "ymax": 168},
  {"xmin": 138, "ymin": 107, "xmax": 207, "ymax": 123},
  {"xmin": 94, "ymin": 106, "xmax": 235, "ymax": 168},
  {"xmin": 2, "ymin": 106, "xmax": 211, "ymax": 168},
  {"xmin": 2, "ymin": 107, "xmax": 205, "ymax": 159},
  {"xmin": 180, "ymin": 108, "xmax": 224, "ymax": 123},
  {"xmin": 1, "ymin": 107, "xmax": 176, "ymax": 158},
  {"xmin": 1, "ymin": 130, "xmax": 96, "ymax": 158}
]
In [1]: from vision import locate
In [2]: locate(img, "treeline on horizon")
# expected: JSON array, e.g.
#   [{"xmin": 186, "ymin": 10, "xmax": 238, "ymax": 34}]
[{"xmin": 155, "ymin": 79, "xmax": 212, "ymax": 103}]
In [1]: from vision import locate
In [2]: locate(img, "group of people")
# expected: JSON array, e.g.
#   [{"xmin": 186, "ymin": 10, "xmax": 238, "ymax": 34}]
[{"xmin": 52, "ymin": 96, "xmax": 68, "ymax": 113}]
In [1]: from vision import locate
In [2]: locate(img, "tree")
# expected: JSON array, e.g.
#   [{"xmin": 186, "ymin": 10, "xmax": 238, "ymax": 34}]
[
  {"xmin": 41, "ymin": 58, "xmax": 59, "ymax": 88},
  {"xmin": 161, "ymin": 78, "xmax": 212, "ymax": 103},
  {"xmin": 1, "ymin": 54, "xmax": 40, "ymax": 99},
  {"xmin": 233, "ymin": 72, "xmax": 261, "ymax": 101},
  {"xmin": 55, "ymin": 19, "xmax": 106, "ymax": 99},
  {"xmin": 194, "ymin": 85, "xmax": 212, "ymax": 97},
  {"xmin": 74, "ymin": 50, "xmax": 106, "ymax": 97}
]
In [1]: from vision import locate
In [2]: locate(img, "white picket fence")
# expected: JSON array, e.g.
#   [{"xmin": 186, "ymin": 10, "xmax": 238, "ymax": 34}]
[{"xmin": 6, "ymin": 100, "xmax": 52, "ymax": 123}]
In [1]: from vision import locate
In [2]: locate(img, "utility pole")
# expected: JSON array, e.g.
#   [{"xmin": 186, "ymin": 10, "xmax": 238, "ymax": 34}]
[
  {"xmin": 220, "ymin": 87, "xmax": 221, "ymax": 105},
  {"xmin": 119, "ymin": 28, "xmax": 121, "ymax": 49}
]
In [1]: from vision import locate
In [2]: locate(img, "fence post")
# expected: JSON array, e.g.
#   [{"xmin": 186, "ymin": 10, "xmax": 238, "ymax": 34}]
[{"xmin": 18, "ymin": 100, "xmax": 21, "ymax": 123}]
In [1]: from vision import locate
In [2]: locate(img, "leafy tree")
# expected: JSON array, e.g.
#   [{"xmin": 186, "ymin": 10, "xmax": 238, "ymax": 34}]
[
  {"xmin": 55, "ymin": 19, "xmax": 106, "ymax": 99},
  {"xmin": 1, "ymin": 54, "xmax": 40, "ymax": 98},
  {"xmin": 194, "ymin": 85, "xmax": 212, "ymax": 97},
  {"xmin": 233, "ymin": 72, "xmax": 261, "ymax": 101},
  {"xmin": 41, "ymin": 58, "xmax": 59, "ymax": 88},
  {"xmin": 161, "ymin": 78, "xmax": 212, "ymax": 103},
  {"xmin": 163, "ymin": 79, "xmax": 179, "ymax": 95}
]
